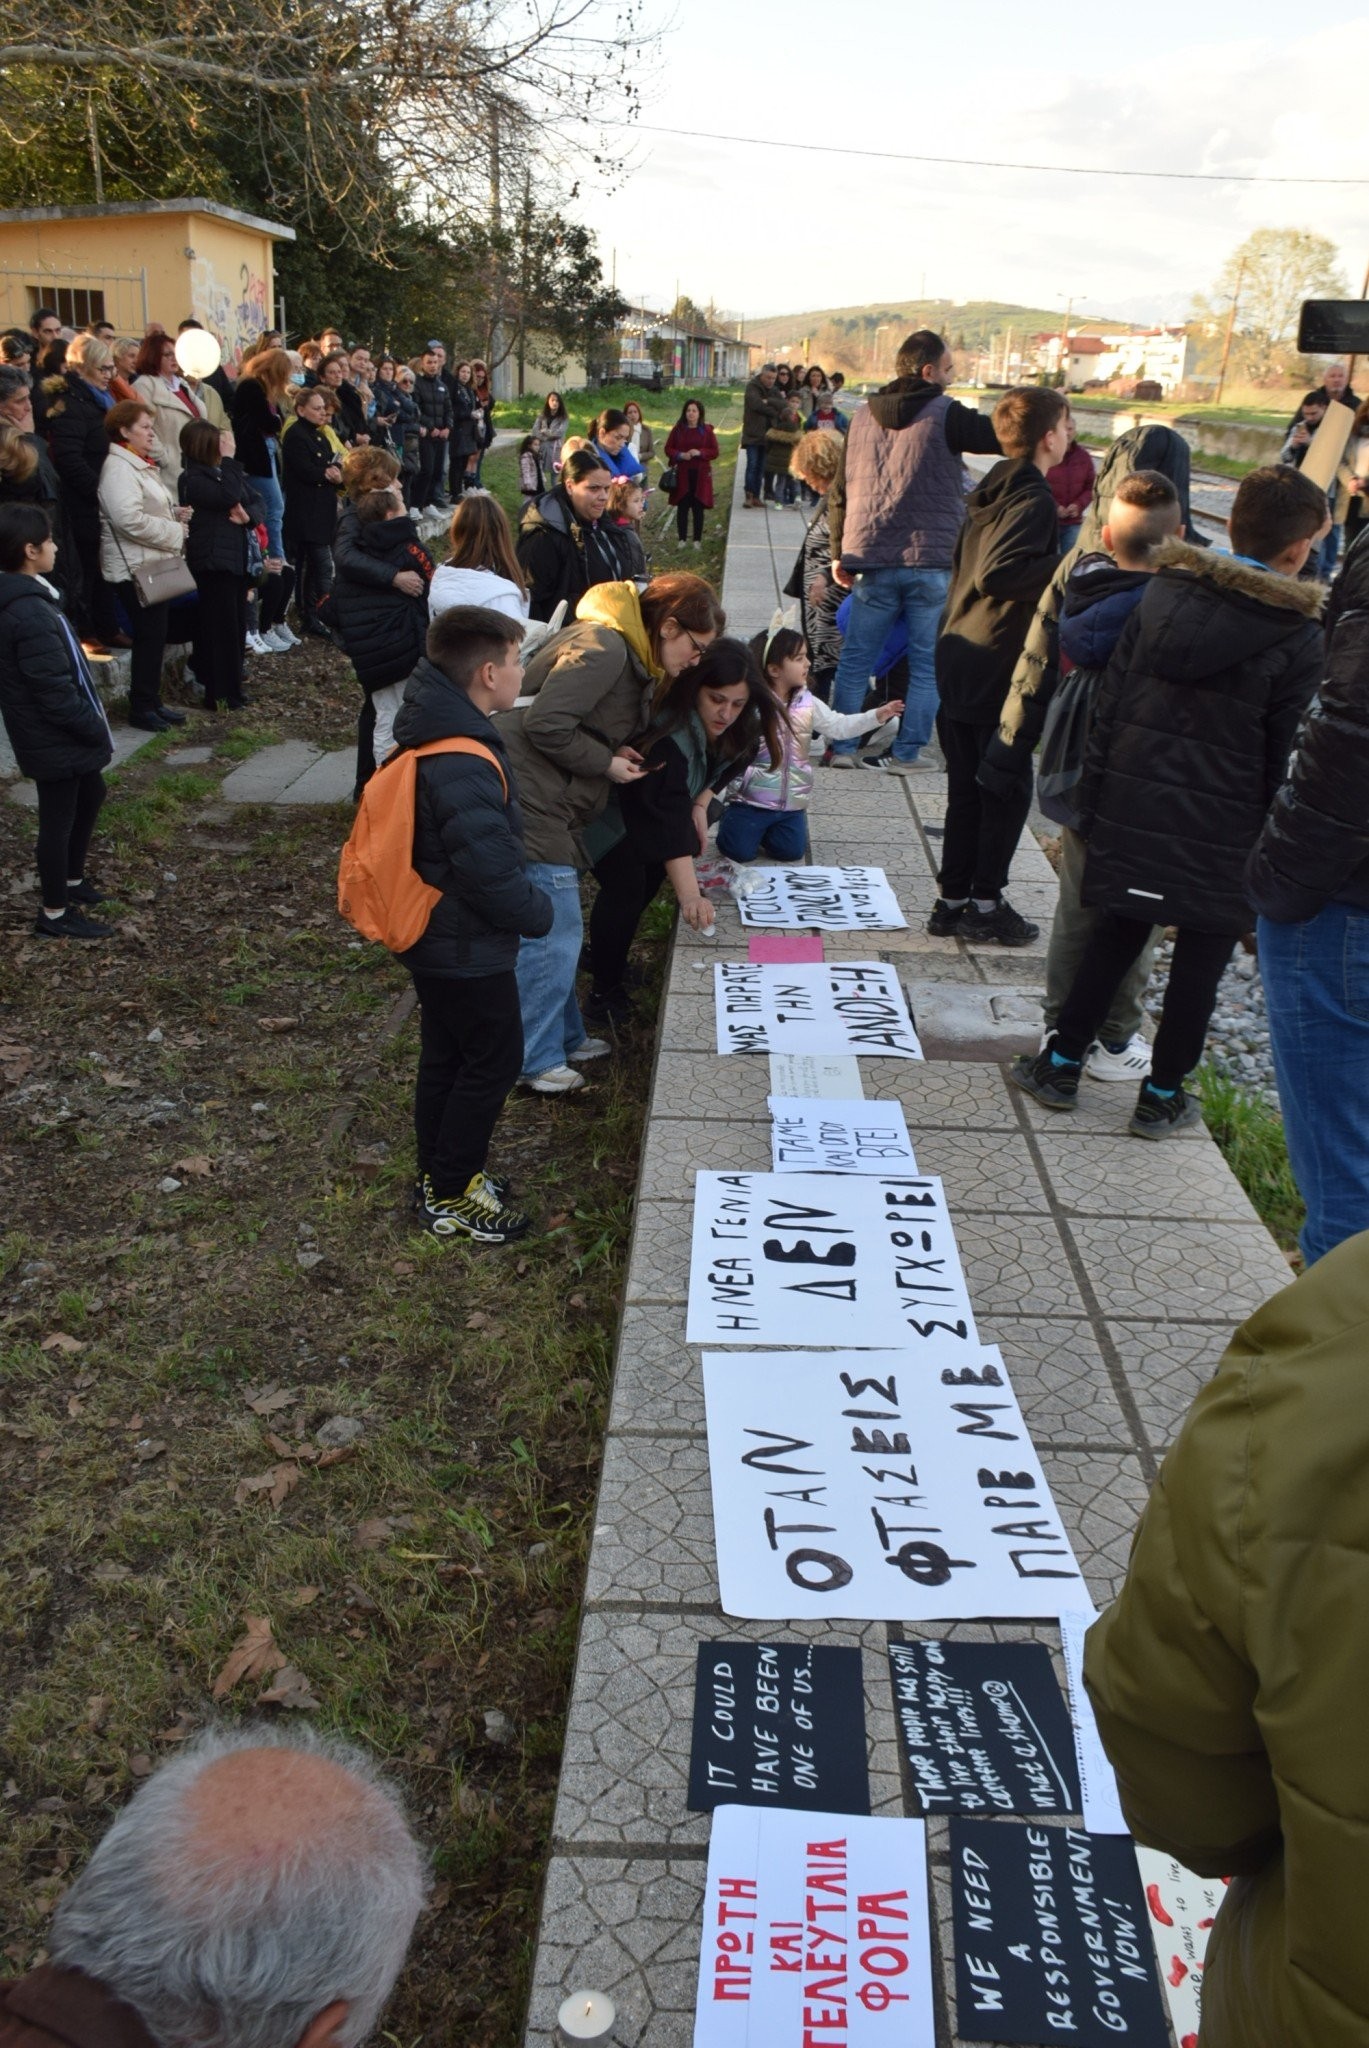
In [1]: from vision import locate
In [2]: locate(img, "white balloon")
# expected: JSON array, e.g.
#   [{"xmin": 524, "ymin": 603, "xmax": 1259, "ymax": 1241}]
[{"xmin": 174, "ymin": 329, "xmax": 221, "ymax": 379}]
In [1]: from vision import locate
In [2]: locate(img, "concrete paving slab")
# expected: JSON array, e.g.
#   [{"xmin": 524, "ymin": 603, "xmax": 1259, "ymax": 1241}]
[
  {"xmin": 524, "ymin": 1854, "xmax": 707, "ymax": 2048},
  {"xmin": 1066, "ymin": 1216, "xmax": 1294, "ymax": 1322},
  {"xmin": 607, "ymin": 1306, "xmax": 709, "ymax": 1436},
  {"xmin": 650, "ymin": 1052, "xmax": 773, "ymax": 1121},
  {"xmin": 1034, "ymin": 1130, "xmax": 1264, "ymax": 1224},
  {"xmin": 276, "ymin": 748, "xmax": 356, "ymax": 805},
  {"xmin": 952, "ymin": 1210, "xmax": 1088, "ymax": 1321},
  {"xmin": 1106, "ymin": 1319, "xmax": 1231, "ymax": 1451},
  {"xmin": 862, "ymin": 1058, "xmax": 1023, "ymax": 1131},
  {"xmin": 219, "ymin": 739, "xmax": 322, "ymax": 804},
  {"xmin": 164, "ymin": 744, "xmax": 215, "ymax": 765},
  {"xmin": 553, "ymin": 1613, "xmax": 903, "ymax": 1847},
  {"xmin": 638, "ymin": 1119, "xmax": 771, "ymax": 1198},
  {"xmin": 585, "ymin": 1435, "xmax": 715, "ymax": 1604},
  {"xmin": 4, "ymin": 720, "xmax": 161, "ymax": 807},
  {"xmin": 913, "ymin": 982, "xmax": 1044, "ymax": 1062},
  {"xmin": 975, "ymin": 1314, "xmax": 1134, "ymax": 1448},
  {"xmin": 911, "ymin": 1129, "xmax": 1051, "ymax": 1213}
]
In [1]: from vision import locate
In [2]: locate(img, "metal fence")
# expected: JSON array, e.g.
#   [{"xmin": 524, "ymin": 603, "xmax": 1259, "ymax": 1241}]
[{"xmin": 0, "ymin": 263, "xmax": 149, "ymax": 336}]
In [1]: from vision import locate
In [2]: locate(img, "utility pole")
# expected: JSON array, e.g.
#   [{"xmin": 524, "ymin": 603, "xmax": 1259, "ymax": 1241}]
[
  {"xmin": 1214, "ymin": 259, "xmax": 1245, "ymax": 405},
  {"xmin": 1057, "ymin": 297, "xmax": 1073, "ymax": 391},
  {"xmin": 1004, "ymin": 326, "xmax": 1014, "ymax": 385}
]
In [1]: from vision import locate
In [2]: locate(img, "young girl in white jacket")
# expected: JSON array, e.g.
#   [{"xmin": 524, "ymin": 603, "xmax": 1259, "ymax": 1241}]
[{"xmin": 428, "ymin": 493, "xmax": 529, "ymax": 623}]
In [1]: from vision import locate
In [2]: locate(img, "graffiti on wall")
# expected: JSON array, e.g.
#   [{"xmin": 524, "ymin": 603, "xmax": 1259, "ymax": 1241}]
[{"xmin": 190, "ymin": 254, "xmax": 270, "ymax": 369}]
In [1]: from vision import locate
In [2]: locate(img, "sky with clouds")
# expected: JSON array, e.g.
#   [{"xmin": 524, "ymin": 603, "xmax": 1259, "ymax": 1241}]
[{"xmin": 567, "ymin": 0, "xmax": 1369, "ymax": 325}]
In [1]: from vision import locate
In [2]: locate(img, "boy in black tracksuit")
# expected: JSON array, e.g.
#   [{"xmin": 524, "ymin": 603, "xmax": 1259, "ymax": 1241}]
[
  {"xmin": 391, "ymin": 605, "xmax": 553, "ymax": 1244},
  {"xmin": 1012, "ymin": 464, "xmax": 1328, "ymax": 1138},
  {"xmin": 930, "ymin": 386, "xmax": 1070, "ymax": 947},
  {"xmin": 1037, "ymin": 471, "xmax": 1183, "ymax": 1082}
]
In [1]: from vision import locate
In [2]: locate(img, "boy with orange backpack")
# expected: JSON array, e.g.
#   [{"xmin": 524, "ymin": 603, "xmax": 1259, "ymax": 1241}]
[{"xmin": 380, "ymin": 604, "xmax": 552, "ymax": 1242}]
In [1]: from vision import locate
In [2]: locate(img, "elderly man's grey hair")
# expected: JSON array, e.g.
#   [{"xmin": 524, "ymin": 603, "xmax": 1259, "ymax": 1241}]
[{"xmin": 49, "ymin": 1722, "xmax": 428, "ymax": 2048}]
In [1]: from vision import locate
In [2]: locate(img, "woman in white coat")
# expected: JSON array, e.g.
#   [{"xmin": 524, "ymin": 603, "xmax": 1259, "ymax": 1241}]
[
  {"xmin": 98, "ymin": 400, "xmax": 191, "ymax": 730},
  {"xmin": 131, "ymin": 332, "xmax": 215, "ymax": 484}
]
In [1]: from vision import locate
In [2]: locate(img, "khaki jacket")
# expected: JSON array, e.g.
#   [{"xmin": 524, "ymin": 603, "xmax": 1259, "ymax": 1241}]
[
  {"xmin": 98, "ymin": 443, "xmax": 185, "ymax": 584},
  {"xmin": 497, "ymin": 590, "xmax": 658, "ymax": 867},
  {"xmin": 1085, "ymin": 1233, "xmax": 1369, "ymax": 2048}
]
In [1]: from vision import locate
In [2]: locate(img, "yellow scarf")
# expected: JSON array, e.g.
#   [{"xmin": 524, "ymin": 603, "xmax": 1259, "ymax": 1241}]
[{"xmin": 575, "ymin": 580, "xmax": 662, "ymax": 681}]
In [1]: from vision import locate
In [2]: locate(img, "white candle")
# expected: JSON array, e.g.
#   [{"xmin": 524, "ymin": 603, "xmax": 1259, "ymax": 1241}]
[{"xmin": 556, "ymin": 1988, "xmax": 616, "ymax": 2041}]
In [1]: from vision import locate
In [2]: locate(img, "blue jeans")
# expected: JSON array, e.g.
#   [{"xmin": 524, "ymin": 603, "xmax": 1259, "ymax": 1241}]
[
  {"xmin": 1260, "ymin": 905, "xmax": 1369, "ymax": 1267},
  {"xmin": 515, "ymin": 863, "xmax": 585, "ymax": 1076},
  {"xmin": 1058, "ymin": 521, "xmax": 1082, "ymax": 555},
  {"xmin": 716, "ymin": 802, "xmax": 809, "ymax": 863},
  {"xmin": 829, "ymin": 565, "xmax": 950, "ymax": 760},
  {"xmin": 744, "ymin": 444, "xmax": 766, "ymax": 499},
  {"xmin": 251, "ymin": 462, "xmax": 285, "ymax": 559},
  {"xmin": 1320, "ymin": 522, "xmax": 1343, "ymax": 580}
]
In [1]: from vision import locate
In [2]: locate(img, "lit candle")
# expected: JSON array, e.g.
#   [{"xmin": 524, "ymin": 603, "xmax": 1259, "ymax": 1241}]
[{"xmin": 556, "ymin": 1988, "xmax": 616, "ymax": 2042}]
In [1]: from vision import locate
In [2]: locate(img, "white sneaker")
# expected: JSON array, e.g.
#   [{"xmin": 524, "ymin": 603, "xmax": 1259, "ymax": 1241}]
[
  {"xmin": 1085, "ymin": 1032, "xmax": 1153, "ymax": 1083},
  {"xmin": 826, "ymin": 753, "xmax": 859, "ymax": 769},
  {"xmin": 424, "ymin": 503, "xmax": 447, "ymax": 520},
  {"xmin": 274, "ymin": 621, "xmax": 301, "ymax": 647},
  {"xmin": 520, "ymin": 1064, "xmax": 587, "ymax": 1094},
  {"xmin": 567, "ymin": 1037, "xmax": 612, "ymax": 1062},
  {"xmin": 244, "ymin": 630, "xmax": 269, "ymax": 656},
  {"xmin": 263, "ymin": 626, "xmax": 295, "ymax": 653}
]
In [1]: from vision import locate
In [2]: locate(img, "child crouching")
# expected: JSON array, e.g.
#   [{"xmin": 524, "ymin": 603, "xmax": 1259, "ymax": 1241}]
[
  {"xmin": 393, "ymin": 605, "xmax": 553, "ymax": 1243},
  {"xmin": 716, "ymin": 625, "xmax": 903, "ymax": 862}
]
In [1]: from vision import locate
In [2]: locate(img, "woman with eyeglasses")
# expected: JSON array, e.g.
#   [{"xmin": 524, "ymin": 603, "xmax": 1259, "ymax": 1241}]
[
  {"xmin": 131, "ymin": 332, "xmax": 216, "ymax": 483},
  {"xmin": 45, "ymin": 336, "xmax": 128, "ymax": 655},
  {"xmin": 497, "ymin": 569, "xmax": 725, "ymax": 1093}
]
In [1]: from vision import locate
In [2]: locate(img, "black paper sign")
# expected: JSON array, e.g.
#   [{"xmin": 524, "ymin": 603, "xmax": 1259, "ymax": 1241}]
[
  {"xmin": 888, "ymin": 1640, "xmax": 1081, "ymax": 1816},
  {"xmin": 686, "ymin": 1641, "xmax": 870, "ymax": 1814},
  {"xmin": 950, "ymin": 1820, "xmax": 1169, "ymax": 2048}
]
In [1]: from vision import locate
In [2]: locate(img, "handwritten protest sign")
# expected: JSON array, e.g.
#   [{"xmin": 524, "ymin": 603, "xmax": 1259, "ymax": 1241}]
[
  {"xmin": 715, "ymin": 961, "xmax": 922, "ymax": 1061},
  {"xmin": 769, "ymin": 1097, "xmax": 917, "ymax": 1176},
  {"xmin": 694, "ymin": 1804, "xmax": 934, "ymax": 2048},
  {"xmin": 688, "ymin": 1643, "xmax": 870, "ymax": 1814},
  {"xmin": 769, "ymin": 1054, "xmax": 865, "ymax": 1100},
  {"xmin": 949, "ymin": 1820, "xmax": 1168, "ymax": 2048},
  {"xmin": 687, "ymin": 1173, "xmax": 973, "ymax": 1349},
  {"xmin": 736, "ymin": 865, "xmax": 908, "ymax": 931},
  {"xmin": 702, "ymin": 1346, "xmax": 1087, "ymax": 1621},
  {"xmin": 887, "ymin": 1641, "xmax": 1079, "ymax": 1816},
  {"xmin": 1134, "ymin": 1849, "xmax": 1230, "ymax": 2048},
  {"xmin": 1059, "ymin": 1609, "xmax": 1128, "ymax": 1835}
]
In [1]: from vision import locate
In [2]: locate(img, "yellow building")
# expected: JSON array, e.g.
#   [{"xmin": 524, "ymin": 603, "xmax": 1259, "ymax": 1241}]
[{"xmin": 0, "ymin": 198, "xmax": 295, "ymax": 367}]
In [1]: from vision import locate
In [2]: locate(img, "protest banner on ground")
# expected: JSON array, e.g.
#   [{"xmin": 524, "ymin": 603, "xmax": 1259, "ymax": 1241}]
[
  {"xmin": 1059, "ymin": 1609, "xmax": 1128, "ymax": 1835},
  {"xmin": 949, "ymin": 1820, "xmax": 1168, "ymax": 2048},
  {"xmin": 887, "ymin": 1641, "xmax": 1080, "ymax": 1817},
  {"xmin": 735, "ymin": 865, "xmax": 908, "ymax": 931},
  {"xmin": 687, "ymin": 1173, "xmax": 973, "ymax": 1349},
  {"xmin": 716, "ymin": 961, "xmax": 922, "ymax": 1061},
  {"xmin": 1134, "ymin": 1848, "xmax": 1230, "ymax": 2048},
  {"xmin": 769, "ymin": 1097, "xmax": 917, "ymax": 1176},
  {"xmin": 695, "ymin": 1804, "xmax": 934, "ymax": 2047},
  {"xmin": 688, "ymin": 1643, "xmax": 870, "ymax": 1814},
  {"xmin": 769, "ymin": 1053, "xmax": 865, "ymax": 1100},
  {"xmin": 702, "ymin": 1346, "xmax": 1088, "ymax": 1620}
]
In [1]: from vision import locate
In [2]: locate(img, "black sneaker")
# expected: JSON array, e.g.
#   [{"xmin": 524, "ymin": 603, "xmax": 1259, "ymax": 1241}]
[
  {"xmin": 415, "ymin": 1169, "xmax": 512, "ymax": 1210},
  {"xmin": 34, "ymin": 909, "xmax": 114, "ymax": 940},
  {"xmin": 156, "ymin": 706, "xmax": 187, "ymax": 726},
  {"xmin": 418, "ymin": 1174, "xmax": 531, "ymax": 1244},
  {"xmin": 926, "ymin": 898, "xmax": 967, "ymax": 937},
  {"xmin": 960, "ymin": 898, "xmax": 1040, "ymax": 948},
  {"xmin": 66, "ymin": 878, "xmax": 106, "ymax": 906},
  {"xmin": 1128, "ymin": 1083, "xmax": 1203, "ymax": 1140},
  {"xmin": 1008, "ymin": 1039, "xmax": 1081, "ymax": 1109}
]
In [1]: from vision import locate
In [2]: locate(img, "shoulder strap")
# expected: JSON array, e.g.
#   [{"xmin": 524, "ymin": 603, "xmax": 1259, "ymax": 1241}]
[{"xmin": 409, "ymin": 736, "xmax": 508, "ymax": 802}]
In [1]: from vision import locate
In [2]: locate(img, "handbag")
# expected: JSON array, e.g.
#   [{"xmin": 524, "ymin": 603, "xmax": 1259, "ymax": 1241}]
[
  {"xmin": 658, "ymin": 465, "xmax": 678, "ymax": 495},
  {"xmin": 111, "ymin": 528, "xmax": 195, "ymax": 608}
]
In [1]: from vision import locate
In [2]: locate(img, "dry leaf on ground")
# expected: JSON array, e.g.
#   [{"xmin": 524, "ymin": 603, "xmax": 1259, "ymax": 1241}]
[
  {"xmin": 234, "ymin": 1462, "xmax": 300, "ymax": 1510},
  {"xmin": 354, "ymin": 1517, "xmax": 393, "ymax": 1550},
  {"xmin": 464, "ymin": 1311, "xmax": 489, "ymax": 1330},
  {"xmin": 170, "ymin": 1155, "xmax": 213, "ymax": 1177},
  {"xmin": 244, "ymin": 1385, "xmax": 297, "ymax": 1416},
  {"xmin": 41, "ymin": 1332, "xmax": 86, "ymax": 1354},
  {"xmin": 288, "ymin": 1586, "xmax": 320, "ymax": 1607},
  {"xmin": 256, "ymin": 1016, "xmax": 299, "ymax": 1034},
  {"xmin": 258, "ymin": 1664, "xmax": 321, "ymax": 1710},
  {"xmin": 211, "ymin": 1614, "xmax": 286, "ymax": 1699}
]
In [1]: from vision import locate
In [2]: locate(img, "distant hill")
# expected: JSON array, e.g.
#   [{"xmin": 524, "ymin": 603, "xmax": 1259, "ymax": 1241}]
[{"xmin": 746, "ymin": 298, "xmax": 1140, "ymax": 376}]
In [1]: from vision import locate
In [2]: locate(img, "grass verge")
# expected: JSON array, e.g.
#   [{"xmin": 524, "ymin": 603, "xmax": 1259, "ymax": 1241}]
[{"xmin": 1197, "ymin": 1061, "xmax": 1304, "ymax": 1256}]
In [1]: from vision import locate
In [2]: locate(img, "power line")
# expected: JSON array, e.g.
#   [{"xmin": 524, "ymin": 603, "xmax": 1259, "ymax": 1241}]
[{"xmin": 588, "ymin": 118, "xmax": 1368, "ymax": 186}]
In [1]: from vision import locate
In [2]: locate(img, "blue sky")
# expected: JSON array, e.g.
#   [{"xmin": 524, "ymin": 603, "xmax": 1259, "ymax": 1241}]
[{"xmin": 570, "ymin": 0, "xmax": 1369, "ymax": 323}]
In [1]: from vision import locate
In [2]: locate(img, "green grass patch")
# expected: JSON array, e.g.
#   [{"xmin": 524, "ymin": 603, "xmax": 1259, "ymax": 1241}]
[{"xmin": 1197, "ymin": 1062, "xmax": 1304, "ymax": 1254}]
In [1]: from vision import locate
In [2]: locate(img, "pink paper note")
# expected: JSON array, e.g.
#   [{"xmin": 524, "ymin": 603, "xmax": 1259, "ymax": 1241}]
[{"xmin": 748, "ymin": 933, "xmax": 825, "ymax": 963}]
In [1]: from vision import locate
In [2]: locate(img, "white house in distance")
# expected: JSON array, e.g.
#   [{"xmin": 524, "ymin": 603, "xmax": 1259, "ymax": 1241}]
[
  {"xmin": 1033, "ymin": 326, "xmax": 1194, "ymax": 394},
  {"xmin": 616, "ymin": 305, "xmax": 756, "ymax": 384}
]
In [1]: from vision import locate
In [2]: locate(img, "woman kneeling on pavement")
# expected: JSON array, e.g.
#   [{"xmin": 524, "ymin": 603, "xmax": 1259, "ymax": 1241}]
[{"xmin": 498, "ymin": 571, "xmax": 725, "ymax": 1094}]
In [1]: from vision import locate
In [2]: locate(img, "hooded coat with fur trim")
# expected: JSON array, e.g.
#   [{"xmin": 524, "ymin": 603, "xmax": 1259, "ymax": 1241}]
[{"xmin": 1076, "ymin": 539, "xmax": 1324, "ymax": 933}]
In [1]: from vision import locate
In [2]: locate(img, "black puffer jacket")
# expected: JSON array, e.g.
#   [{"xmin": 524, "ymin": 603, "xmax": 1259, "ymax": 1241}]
[
  {"xmin": 1246, "ymin": 607, "xmax": 1369, "ymax": 919},
  {"xmin": 322, "ymin": 516, "xmax": 433, "ymax": 691},
  {"xmin": 45, "ymin": 375, "xmax": 109, "ymax": 522},
  {"xmin": 391, "ymin": 658, "xmax": 553, "ymax": 978},
  {"xmin": 178, "ymin": 458, "xmax": 264, "ymax": 576},
  {"xmin": 516, "ymin": 488, "xmax": 628, "ymax": 622},
  {"xmin": 331, "ymin": 380, "xmax": 366, "ymax": 446},
  {"xmin": 1078, "ymin": 539, "xmax": 1324, "ymax": 933},
  {"xmin": 1326, "ymin": 523, "xmax": 1369, "ymax": 643},
  {"xmin": 935, "ymin": 456, "xmax": 1061, "ymax": 722},
  {"xmin": 412, "ymin": 371, "xmax": 453, "ymax": 436},
  {"xmin": 0, "ymin": 573, "xmax": 112, "ymax": 781}
]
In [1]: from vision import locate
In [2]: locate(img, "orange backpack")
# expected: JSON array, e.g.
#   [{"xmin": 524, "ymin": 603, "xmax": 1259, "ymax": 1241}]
[{"xmin": 337, "ymin": 738, "xmax": 508, "ymax": 954}]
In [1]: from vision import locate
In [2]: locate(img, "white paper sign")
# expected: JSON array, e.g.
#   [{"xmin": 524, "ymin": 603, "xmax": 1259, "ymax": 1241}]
[
  {"xmin": 702, "ymin": 1346, "xmax": 1088, "ymax": 1621},
  {"xmin": 736, "ymin": 865, "xmax": 908, "ymax": 930},
  {"xmin": 688, "ymin": 1173, "xmax": 975, "ymax": 1350},
  {"xmin": 1059, "ymin": 1608, "xmax": 1129, "ymax": 1835},
  {"xmin": 695, "ymin": 1804, "xmax": 934, "ymax": 2048},
  {"xmin": 769, "ymin": 1097, "xmax": 917, "ymax": 1176},
  {"xmin": 715, "ymin": 962, "xmax": 922, "ymax": 1061},
  {"xmin": 1134, "ymin": 1846, "xmax": 1230, "ymax": 2048},
  {"xmin": 769, "ymin": 1054, "xmax": 865, "ymax": 1100}
]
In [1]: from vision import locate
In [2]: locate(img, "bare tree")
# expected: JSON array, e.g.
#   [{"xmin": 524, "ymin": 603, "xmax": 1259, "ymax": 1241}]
[{"xmin": 1192, "ymin": 227, "xmax": 1349, "ymax": 382}]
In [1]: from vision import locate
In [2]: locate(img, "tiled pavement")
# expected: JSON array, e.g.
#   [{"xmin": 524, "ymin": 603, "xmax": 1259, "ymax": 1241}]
[{"xmin": 522, "ymin": 453, "xmax": 1296, "ymax": 2045}]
